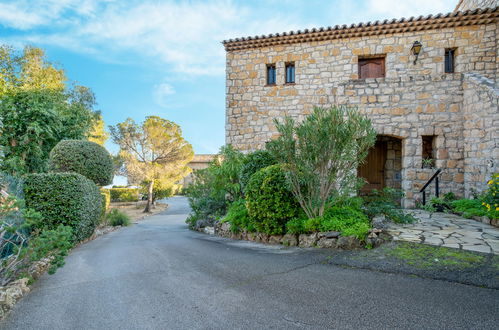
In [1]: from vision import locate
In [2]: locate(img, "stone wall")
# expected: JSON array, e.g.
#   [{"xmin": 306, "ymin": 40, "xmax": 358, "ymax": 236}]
[
  {"xmin": 181, "ymin": 154, "xmax": 216, "ymax": 186},
  {"xmin": 462, "ymin": 73, "xmax": 499, "ymax": 196},
  {"xmin": 225, "ymin": 22, "xmax": 497, "ymax": 206},
  {"xmin": 456, "ymin": 0, "xmax": 499, "ymax": 11}
]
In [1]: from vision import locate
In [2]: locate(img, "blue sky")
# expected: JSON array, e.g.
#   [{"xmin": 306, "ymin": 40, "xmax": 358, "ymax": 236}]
[{"xmin": 0, "ymin": 0, "xmax": 456, "ymax": 155}]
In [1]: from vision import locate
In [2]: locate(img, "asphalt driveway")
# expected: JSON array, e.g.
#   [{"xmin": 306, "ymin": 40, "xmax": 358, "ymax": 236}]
[{"xmin": 2, "ymin": 196, "xmax": 498, "ymax": 329}]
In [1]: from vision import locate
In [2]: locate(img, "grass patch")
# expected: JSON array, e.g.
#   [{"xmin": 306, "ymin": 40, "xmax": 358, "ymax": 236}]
[{"xmin": 386, "ymin": 242, "xmax": 485, "ymax": 269}]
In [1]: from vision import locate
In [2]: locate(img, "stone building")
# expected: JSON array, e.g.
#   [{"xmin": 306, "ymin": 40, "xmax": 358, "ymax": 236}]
[
  {"xmin": 223, "ymin": 0, "xmax": 498, "ymax": 207},
  {"xmin": 180, "ymin": 154, "xmax": 216, "ymax": 187}
]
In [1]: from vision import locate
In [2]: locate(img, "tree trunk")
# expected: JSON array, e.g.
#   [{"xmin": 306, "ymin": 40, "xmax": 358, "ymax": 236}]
[{"xmin": 144, "ymin": 180, "xmax": 154, "ymax": 213}]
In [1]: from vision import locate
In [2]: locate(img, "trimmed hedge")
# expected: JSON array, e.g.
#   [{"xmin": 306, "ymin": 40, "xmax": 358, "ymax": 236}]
[
  {"xmin": 100, "ymin": 188, "xmax": 111, "ymax": 217},
  {"xmin": 24, "ymin": 173, "xmax": 102, "ymax": 242},
  {"xmin": 110, "ymin": 188, "xmax": 140, "ymax": 202},
  {"xmin": 245, "ymin": 165, "xmax": 300, "ymax": 235},
  {"xmin": 240, "ymin": 150, "xmax": 277, "ymax": 190},
  {"xmin": 49, "ymin": 140, "xmax": 114, "ymax": 186}
]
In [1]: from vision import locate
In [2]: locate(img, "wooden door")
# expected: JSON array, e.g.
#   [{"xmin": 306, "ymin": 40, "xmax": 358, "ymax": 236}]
[{"xmin": 358, "ymin": 141, "xmax": 387, "ymax": 193}]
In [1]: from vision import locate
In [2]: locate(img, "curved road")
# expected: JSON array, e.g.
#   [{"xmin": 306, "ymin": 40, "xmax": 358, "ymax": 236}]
[{"xmin": 2, "ymin": 197, "xmax": 498, "ymax": 329}]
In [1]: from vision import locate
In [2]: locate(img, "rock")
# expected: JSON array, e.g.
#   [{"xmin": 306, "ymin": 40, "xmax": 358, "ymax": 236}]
[
  {"xmin": 319, "ymin": 231, "xmax": 340, "ymax": 239},
  {"xmin": 246, "ymin": 233, "xmax": 256, "ymax": 241},
  {"xmin": 281, "ymin": 234, "xmax": 298, "ymax": 246},
  {"xmin": 268, "ymin": 235, "xmax": 283, "ymax": 245},
  {"xmin": 299, "ymin": 233, "xmax": 319, "ymax": 247},
  {"xmin": 256, "ymin": 233, "xmax": 269, "ymax": 243},
  {"xmin": 10, "ymin": 279, "xmax": 29, "ymax": 295},
  {"xmin": 203, "ymin": 226, "xmax": 215, "ymax": 235},
  {"xmin": 337, "ymin": 236, "xmax": 361, "ymax": 250},
  {"xmin": 368, "ymin": 232, "xmax": 378, "ymax": 238},
  {"xmin": 372, "ymin": 215, "xmax": 388, "ymax": 229},
  {"xmin": 317, "ymin": 237, "xmax": 337, "ymax": 248},
  {"xmin": 0, "ymin": 291, "xmax": 15, "ymax": 309}
]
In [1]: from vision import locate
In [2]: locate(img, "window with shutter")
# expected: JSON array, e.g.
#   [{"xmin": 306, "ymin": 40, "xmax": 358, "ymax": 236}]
[
  {"xmin": 444, "ymin": 49, "xmax": 455, "ymax": 73},
  {"xmin": 266, "ymin": 64, "xmax": 276, "ymax": 85},
  {"xmin": 358, "ymin": 57, "xmax": 385, "ymax": 79},
  {"xmin": 285, "ymin": 62, "xmax": 295, "ymax": 84}
]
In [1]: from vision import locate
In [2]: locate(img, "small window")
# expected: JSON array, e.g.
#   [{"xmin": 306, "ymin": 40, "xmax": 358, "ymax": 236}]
[
  {"xmin": 444, "ymin": 48, "xmax": 455, "ymax": 73},
  {"xmin": 285, "ymin": 62, "xmax": 295, "ymax": 84},
  {"xmin": 358, "ymin": 57, "xmax": 385, "ymax": 79},
  {"xmin": 422, "ymin": 135, "xmax": 436, "ymax": 169},
  {"xmin": 266, "ymin": 64, "xmax": 276, "ymax": 85}
]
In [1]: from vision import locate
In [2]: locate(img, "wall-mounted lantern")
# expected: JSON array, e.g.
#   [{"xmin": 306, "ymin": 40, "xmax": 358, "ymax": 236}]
[{"xmin": 411, "ymin": 41, "xmax": 423, "ymax": 65}]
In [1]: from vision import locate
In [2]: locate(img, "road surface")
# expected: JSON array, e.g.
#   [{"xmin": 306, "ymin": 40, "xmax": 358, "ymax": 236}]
[{"xmin": 2, "ymin": 196, "xmax": 498, "ymax": 329}]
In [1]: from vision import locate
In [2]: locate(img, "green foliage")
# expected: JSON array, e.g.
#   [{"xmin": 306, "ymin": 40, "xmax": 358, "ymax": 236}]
[
  {"xmin": 0, "ymin": 45, "xmax": 98, "ymax": 175},
  {"xmin": 451, "ymin": 199, "xmax": 488, "ymax": 218},
  {"xmin": 109, "ymin": 188, "xmax": 140, "ymax": 202},
  {"xmin": 49, "ymin": 140, "xmax": 114, "ymax": 186},
  {"xmin": 185, "ymin": 145, "xmax": 246, "ymax": 226},
  {"xmin": 363, "ymin": 187, "xmax": 416, "ymax": 224},
  {"xmin": 245, "ymin": 165, "xmax": 300, "ymax": 235},
  {"xmin": 239, "ymin": 150, "xmax": 276, "ymax": 189},
  {"xmin": 223, "ymin": 199, "xmax": 254, "ymax": 233},
  {"xmin": 104, "ymin": 209, "xmax": 131, "ymax": 226},
  {"xmin": 23, "ymin": 173, "xmax": 102, "ymax": 242},
  {"xmin": 100, "ymin": 189, "xmax": 111, "ymax": 219},
  {"xmin": 482, "ymin": 173, "xmax": 498, "ymax": 219},
  {"xmin": 285, "ymin": 218, "xmax": 306, "ymax": 234},
  {"xmin": 140, "ymin": 180, "xmax": 174, "ymax": 203},
  {"xmin": 267, "ymin": 106, "xmax": 376, "ymax": 219},
  {"xmin": 1, "ymin": 188, "xmax": 73, "ymax": 285}
]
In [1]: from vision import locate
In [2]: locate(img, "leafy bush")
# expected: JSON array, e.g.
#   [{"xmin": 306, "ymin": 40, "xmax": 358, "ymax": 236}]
[
  {"xmin": 482, "ymin": 173, "xmax": 498, "ymax": 219},
  {"xmin": 100, "ymin": 189, "xmax": 111, "ymax": 220},
  {"xmin": 104, "ymin": 209, "xmax": 131, "ymax": 226},
  {"xmin": 49, "ymin": 140, "xmax": 114, "ymax": 186},
  {"xmin": 24, "ymin": 173, "xmax": 102, "ymax": 242},
  {"xmin": 451, "ymin": 199, "xmax": 488, "ymax": 218},
  {"xmin": 140, "ymin": 180, "xmax": 174, "ymax": 203},
  {"xmin": 239, "ymin": 150, "xmax": 276, "ymax": 190},
  {"xmin": 285, "ymin": 218, "xmax": 306, "ymax": 234},
  {"xmin": 285, "ymin": 206, "xmax": 371, "ymax": 240},
  {"xmin": 245, "ymin": 165, "xmax": 300, "ymax": 235},
  {"xmin": 109, "ymin": 188, "xmax": 140, "ymax": 202},
  {"xmin": 1, "ymin": 192, "xmax": 73, "ymax": 285},
  {"xmin": 267, "ymin": 106, "xmax": 376, "ymax": 218},
  {"xmin": 185, "ymin": 145, "xmax": 246, "ymax": 227},
  {"xmin": 363, "ymin": 187, "xmax": 416, "ymax": 224},
  {"xmin": 222, "ymin": 199, "xmax": 254, "ymax": 233}
]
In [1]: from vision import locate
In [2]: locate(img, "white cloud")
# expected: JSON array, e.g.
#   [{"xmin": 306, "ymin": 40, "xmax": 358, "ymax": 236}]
[
  {"xmin": 153, "ymin": 82, "xmax": 175, "ymax": 108},
  {"xmin": 365, "ymin": 0, "xmax": 456, "ymax": 18}
]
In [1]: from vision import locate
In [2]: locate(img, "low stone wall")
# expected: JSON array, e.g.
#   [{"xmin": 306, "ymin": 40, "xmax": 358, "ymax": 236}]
[{"xmin": 211, "ymin": 222, "xmax": 391, "ymax": 249}]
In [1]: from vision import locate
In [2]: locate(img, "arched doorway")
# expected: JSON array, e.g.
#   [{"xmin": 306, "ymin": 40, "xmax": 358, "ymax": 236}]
[{"xmin": 358, "ymin": 135, "xmax": 403, "ymax": 194}]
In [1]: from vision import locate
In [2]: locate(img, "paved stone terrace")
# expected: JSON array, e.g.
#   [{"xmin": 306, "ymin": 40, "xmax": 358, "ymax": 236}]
[{"xmin": 387, "ymin": 210, "xmax": 499, "ymax": 254}]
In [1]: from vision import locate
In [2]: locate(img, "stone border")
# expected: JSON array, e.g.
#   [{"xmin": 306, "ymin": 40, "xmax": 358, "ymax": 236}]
[{"xmin": 199, "ymin": 222, "xmax": 392, "ymax": 249}]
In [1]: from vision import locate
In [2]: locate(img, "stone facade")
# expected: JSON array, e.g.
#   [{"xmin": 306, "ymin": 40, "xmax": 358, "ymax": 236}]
[
  {"xmin": 181, "ymin": 154, "xmax": 216, "ymax": 186},
  {"xmin": 225, "ymin": 5, "xmax": 498, "ymax": 207}
]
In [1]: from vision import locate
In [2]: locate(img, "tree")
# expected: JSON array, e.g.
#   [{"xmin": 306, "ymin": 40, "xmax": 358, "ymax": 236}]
[
  {"xmin": 0, "ymin": 45, "xmax": 97, "ymax": 175},
  {"xmin": 88, "ymin": 114, "xmax": 109, "ymax": 146},
  {"xmin": 267, "ymin": 106, "xmax": 376, "ymax": 219},
  {"xmin": 110, "ymin": 116, "xmax": 194, "ymax": 212}
]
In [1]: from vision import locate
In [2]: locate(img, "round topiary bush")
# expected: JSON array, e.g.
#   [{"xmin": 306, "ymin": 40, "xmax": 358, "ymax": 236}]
[
  {"xmin": 240, "ymin": 150, "xmax": 277, "ymax": 190},
  {"xmin": 245, "ymin": 165, "xmax": 300, "ymax": 235},
  {"xmin": 49, "ymin": 140, "xmax": 114, "ymax": 186}
]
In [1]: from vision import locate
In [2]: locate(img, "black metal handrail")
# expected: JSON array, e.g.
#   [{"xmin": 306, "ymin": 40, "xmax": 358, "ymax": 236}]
[{"xmin": 419, "ymin": 168, "xmax": 442, "ymax": 205}]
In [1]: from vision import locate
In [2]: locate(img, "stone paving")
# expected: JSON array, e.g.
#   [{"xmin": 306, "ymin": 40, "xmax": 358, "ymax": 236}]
[{"xmin": 386, "ymin": 210, "xmax": 499, "ymax": 254}]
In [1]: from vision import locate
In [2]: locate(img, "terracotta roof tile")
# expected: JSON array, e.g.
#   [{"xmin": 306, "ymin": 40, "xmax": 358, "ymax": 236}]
[{"xmin": 223, "ymin": 7, "xmax": 498, "ymax": 51}]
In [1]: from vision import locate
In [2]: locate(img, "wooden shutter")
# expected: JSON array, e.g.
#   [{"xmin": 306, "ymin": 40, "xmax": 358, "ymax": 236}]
[{"xmin": 358, "ymin": 58, "xmax": 385, "ymax": 79}]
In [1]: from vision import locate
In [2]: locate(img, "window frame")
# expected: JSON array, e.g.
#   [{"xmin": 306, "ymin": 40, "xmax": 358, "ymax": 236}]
[
  {"xmin": 357, "ymin": 56, "xmax": 386, "ymax": 79},
  {"xmin": 266, "ymin": 64, "xmax": 276, "ymax": 86},
  {"xmin": 285, "ymin": 62, "xmax": 295, "ymax": 84},
  {"xmin": 444, "ymin": 48, "xmax": 456, "ymax": 73}
]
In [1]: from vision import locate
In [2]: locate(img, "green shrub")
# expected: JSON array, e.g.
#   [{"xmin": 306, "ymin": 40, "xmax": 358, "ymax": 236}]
[
  {"xmin": 285, "ymin": 218, "xmax": 306, "ymax": 234},
  {"xmin": 104, "ymin": 209, "xmax": 131, "ymax": 226},
  {"xmin": 49, "ymin": 140, "xmax": 114, "ymax": 186},
  {"xmin": 100, "ymin": 189, "xmax": 111, "ymax": 220},
  {"xmin": 109, "ymin": 188, "xmax": 140, "ymax": 202},
  {"xmin": 24, "ymin": 173, "xmax": 102, "ymax": 242},
  {"xmin": 363, "ymin": 187, "xmax": 416, "ymax": 224},
  {"xmin": 239, "ymin": 150, "xmax": 276, "ymax": 189},
  {"xmin": 482, "ymin": 173, "xmax": 499, "ymax": 219},
  {"xmin": 223, "ymin": 199, "xmax": 255, "ymax": 233},
  {"xmin": 288, "ymin": 206, "xmax": 370, "ymax": 240},
  {"xmin": 245, "ymin": 165, "xmax": 300, "ymax": 235},
  {"xmin": 451, "ymin": 199, "xmax": 488, "ymax": 218}
]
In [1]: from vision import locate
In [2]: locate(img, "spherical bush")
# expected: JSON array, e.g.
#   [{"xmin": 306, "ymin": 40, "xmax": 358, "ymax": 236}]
[{"xmin": 50, "ymin": 140, "xmax": 114, "ymax": 186}]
